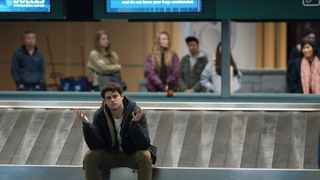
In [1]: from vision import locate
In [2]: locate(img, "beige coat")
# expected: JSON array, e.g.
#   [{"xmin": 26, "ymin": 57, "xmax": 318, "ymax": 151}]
[{"xmin": 87, "ymin": 50, "xmax": 119, "ymax": 86}]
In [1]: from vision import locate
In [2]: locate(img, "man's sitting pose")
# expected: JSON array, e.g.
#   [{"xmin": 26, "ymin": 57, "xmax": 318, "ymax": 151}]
[{"xmin": 74, "ymin": 82, "xmax": 156, "ymax": 180}]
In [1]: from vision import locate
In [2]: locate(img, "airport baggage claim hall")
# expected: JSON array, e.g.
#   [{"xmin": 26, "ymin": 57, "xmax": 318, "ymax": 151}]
[{"xmin": 1, "ymin": 0, "xmax": 320, "ymax": 179}]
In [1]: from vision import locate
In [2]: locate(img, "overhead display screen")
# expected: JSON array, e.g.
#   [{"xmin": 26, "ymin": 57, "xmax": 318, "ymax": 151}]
[
  {"xmin": 215, "ymin": 0, "xmax": 320, "ymax": 20},
  {"xmin": 106, "ymin": 0, "xmax": 202, "ymax": 13},
  {"xmin": 0, "ymin": 0, "xmax": 51, "ymax": 13}
]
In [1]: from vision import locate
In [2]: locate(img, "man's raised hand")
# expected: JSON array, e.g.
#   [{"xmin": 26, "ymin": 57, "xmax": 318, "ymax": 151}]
[
  {"xmin": 132, "ymin": 108, "xmax": 144, "ymax": 123},
  {"xmin": 74, "ymin": 108, "xmax": 90, "ymax": 124}
]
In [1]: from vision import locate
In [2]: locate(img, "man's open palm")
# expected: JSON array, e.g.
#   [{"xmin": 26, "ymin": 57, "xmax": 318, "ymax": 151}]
[{"xmin": 74, "ymin": 108, "xmax": 90, "ymax": 124}]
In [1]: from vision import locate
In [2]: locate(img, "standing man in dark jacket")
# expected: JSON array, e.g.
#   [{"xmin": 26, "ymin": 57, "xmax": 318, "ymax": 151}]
[
  {"xmin": 179, "ymin": 36, "xmax": 208, "ymax": 92},
  {"xmin": 11, "ymin": 30, "xmax": 46, "ymax": 91},
  {"xmin": 288, "ymin": 57, "xmax": 303, "ymax": 93},
  {"xmin": 74, "ymin": 82, "xmax": 156, "ymax": 180}
]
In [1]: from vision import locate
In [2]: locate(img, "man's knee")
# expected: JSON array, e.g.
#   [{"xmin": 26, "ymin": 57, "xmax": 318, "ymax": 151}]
[
  {"xmin": 135, "ymin": 150, "xmax": 152, "ymax": 165},
  {"xmin": 83, "ymin": 149, "xmax": 103, "ymax": 165}
]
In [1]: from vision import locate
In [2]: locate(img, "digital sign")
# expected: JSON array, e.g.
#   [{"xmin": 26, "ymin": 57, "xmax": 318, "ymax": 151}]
[
  {"xmin": 215, "ymin": 0, "xmax": 320, "ymax": 20},
  {"xmin": 106, "ymin": 0, "xmax": 202, "ymax": 13},
  {"xmin": 0, "ymin": 0, "xmax": 50, "ymax": 13}
]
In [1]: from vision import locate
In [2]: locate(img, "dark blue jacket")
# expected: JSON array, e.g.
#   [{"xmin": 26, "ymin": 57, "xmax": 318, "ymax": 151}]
[
  {"xmin": 288, "ymin": 57, "xmax": 303, "ymax": 93},
  {"xmin": 82, "ymin": 96, "xmax": 157, "ymax": 164},
  {"xmin": 11, "ymin": 46, "xmax": 45, "ymax": 85}
]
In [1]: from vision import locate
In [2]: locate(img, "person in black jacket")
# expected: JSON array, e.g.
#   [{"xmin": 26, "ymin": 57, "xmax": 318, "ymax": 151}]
[
  {"xmin": 74, "ymin": 82, "xmax": 156, "ymax": 180},
  {"xmin": 11, "ymin": 30, "xmax": 46, "ymax": 91}
]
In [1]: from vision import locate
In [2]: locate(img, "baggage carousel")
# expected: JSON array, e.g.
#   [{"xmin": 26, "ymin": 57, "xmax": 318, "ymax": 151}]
[{"xmin": 0, "ymin": 92, "xmax": 320, "ymax": 180}]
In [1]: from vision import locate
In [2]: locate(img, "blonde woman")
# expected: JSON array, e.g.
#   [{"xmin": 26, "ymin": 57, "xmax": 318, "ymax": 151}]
[
  {"xmin": 87, "ymin": 30, "xmax": 124, "ymax": 90},
  {"xmin": 144, "ymin": 31, "xmax": 179, "ymax": 92}
]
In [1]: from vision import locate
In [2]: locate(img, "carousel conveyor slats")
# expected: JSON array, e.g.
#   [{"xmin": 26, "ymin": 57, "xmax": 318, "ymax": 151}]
[
  {"xmin": 0, "ymin": 108, "xmax": 319, "ymax": 169},
  {"xmin": 11, "ymin": 109, "xmax": 48, "ymax": 164},
  {"xmin": 304, "ymin": 112, "xmax": 320, "ymax": 168},
  {"xmin": 56, "ymin": 110, "xmax": 84, "ymax": 165},
  {"xmin": 26, "ymin": 110, "xmax": 64, "ymax": 165},
  {"xmin": 0, "ymin": 109, "xmax": 21, "ymax": 154},
  {"xmin": 0, "ymin": 109, "xmax": 34, "ymax": 164},
  {"xmin": 240, "ymin": 112, "xmax": 263, "ymax": 168},
  {"xmin": 39, "ymin": 110, "xmax": 76, "ymax": 165}
]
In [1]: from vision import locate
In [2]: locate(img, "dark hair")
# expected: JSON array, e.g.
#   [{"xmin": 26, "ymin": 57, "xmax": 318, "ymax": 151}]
[
  {"xmin": 23, "ymin": 30, "xmax": 36, "ymax": 37},
  {"xmin": 302, "ymin": 28, "xmax": 316, "ymax": 38},
  {"xmin": 185, "ymin": 36, "xmax": 199, "ymax": 44},
  {"xmin": 100, "ymin": 82, "xmax": 124, "ymax": 98},
  {"xmin": 24, "ymin": 30, "xmax": 36, "ymax": 35},
  {"xmin": 301, "ymin": 39, "xmax": 318, "ymax": 57},
  {"xmin": 215, "ymin": 42, "xmax": 239, "ymax": 76},
  {"xmin": 22, "ymin": 30, "xmax": 36, "ymax": 39}
]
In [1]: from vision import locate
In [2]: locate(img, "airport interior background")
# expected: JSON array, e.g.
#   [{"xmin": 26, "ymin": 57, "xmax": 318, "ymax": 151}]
[{"xmin": 1, "ymin": 21, "xmax": 319, "ymax": 93}]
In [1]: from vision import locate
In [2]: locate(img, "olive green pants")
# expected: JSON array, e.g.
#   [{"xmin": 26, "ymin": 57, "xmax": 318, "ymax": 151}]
[{"xmin": 83, "ymin": 149, "xmax": 152, "ymax": 180}]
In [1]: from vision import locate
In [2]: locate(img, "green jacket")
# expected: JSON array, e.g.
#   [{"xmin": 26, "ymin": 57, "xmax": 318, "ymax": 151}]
[{"xmin": 179, "ymin": 53, "xmax": 208, "ymax": 92}]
